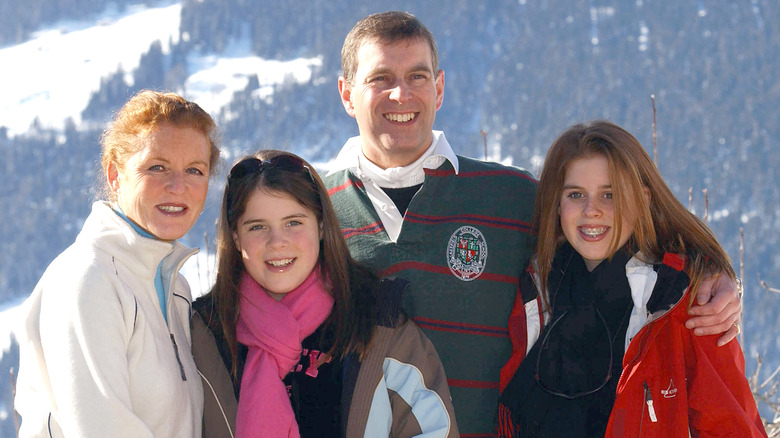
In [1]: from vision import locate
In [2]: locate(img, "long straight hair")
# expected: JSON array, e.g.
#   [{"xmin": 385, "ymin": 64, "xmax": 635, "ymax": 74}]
[
  {"xmin": 208, "ymin": 150, "xmax": 375, "ymax": 377},
  {"xmin": 534, "ymin": 120, "xmax": 734, "ymax": 307}
]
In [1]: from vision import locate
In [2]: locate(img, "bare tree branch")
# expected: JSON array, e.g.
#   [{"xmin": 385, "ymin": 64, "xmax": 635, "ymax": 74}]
[
  {"xmin": 748, "ymin": 355, "xmax": 780, "ymax": 434},
  {"xmin": 688, "ymin": 187, "xmax": 693, "ymax": 211},
  {"xmin": 480, "ymin": 130, "xmax": 487, "ymax": 161},
  {"xmin": 651, "ymin": 94, "xmax": 658, "ymax": 164},
  {"xmin": 740, "ymin": 227, "xmax": 745, "ymax": 345},
  {"xmin": 702, "ymin": 188, "xmax": 709, "ymax": 224},
  {"xmin": 11, "ymin": 367, "xmax": 19, "ymax": 437},
  {"xmin": 760, "ymin": 281, "xmax": 780, "ymax": 294}
]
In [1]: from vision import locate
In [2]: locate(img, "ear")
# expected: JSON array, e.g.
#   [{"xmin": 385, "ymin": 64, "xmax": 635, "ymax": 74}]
[
  {"xmin": 106, "ymin": 162, "xmax": 120, "ymax": 193},
  {"xmin": 232, "ymin": 231, "xmax": 241, "ymax": 253},
  {"xmin": 434, "ymin": 69, "xmax": 445, "ymax": 111},
  {"xmin": 319, "ymin": 222, "xmax": 324, "ymax": 240},
  {"xmin": 338, "ymin": 76, "xmax": 356, "ymax": 117},
  {"xmin": 643, "ymin": 186, "xmax": 651, "ymax": 204}
]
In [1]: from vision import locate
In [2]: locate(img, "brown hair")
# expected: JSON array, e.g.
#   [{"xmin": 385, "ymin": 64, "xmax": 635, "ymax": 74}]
[
  {"xmin": 534, "ymin": 120, "xmax": 734, "ymax": 307},
  {"xmin": 100, "ymin": 90, "xmax": 220, "ymax": 200},
  {"xmin": 209, "ymin": 150, "xmax": 375, "ymax": 376},
  {"xmin": 341, "ymin": 11, "xmax": 439, "ymax": 84}
]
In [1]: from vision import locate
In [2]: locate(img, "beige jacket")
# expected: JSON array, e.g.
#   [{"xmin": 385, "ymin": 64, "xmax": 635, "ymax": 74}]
[{"xmin": 191, "ymin": 278, "xmax": 458, "ymax": 438}]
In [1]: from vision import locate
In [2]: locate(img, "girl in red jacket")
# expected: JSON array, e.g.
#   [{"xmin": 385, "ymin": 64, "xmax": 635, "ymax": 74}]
[{"xmin": 498, "ymin": 120, "xmax": 765, "ymax": 437}]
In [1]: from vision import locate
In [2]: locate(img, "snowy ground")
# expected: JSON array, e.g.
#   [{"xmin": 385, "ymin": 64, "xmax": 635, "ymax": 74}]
[
  {"xmin": 0, "ymin": 3, "xmax": 181, "ymax": 135},
  {"xmin": 0, "ymin": 1, "xmax": 321, "ymax": 137},
  {"xmin": 180, "ymin": 249, "xmax": 217, "ymax": 299}
]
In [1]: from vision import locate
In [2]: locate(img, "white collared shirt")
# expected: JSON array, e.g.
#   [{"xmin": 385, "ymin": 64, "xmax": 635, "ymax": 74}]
[{"xmin": 326, "ymin": 130, "xmax": 459, "ymax": 242}]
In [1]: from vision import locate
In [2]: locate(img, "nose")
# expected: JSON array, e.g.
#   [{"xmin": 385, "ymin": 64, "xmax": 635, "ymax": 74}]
[
  {"xmin": 166, "ymin": 172, "xmax": 186, "ymax": 194},
  {"xmin": 583, "ymin": 197, "xmax": 602, "ymax": 217},
  {"xmin": 388, "ymin": 80, "xmax": 411, "ymax": 104},
  {"xmin": 267, "ymin": 228, "xmax": 288, "ymax": 248}
]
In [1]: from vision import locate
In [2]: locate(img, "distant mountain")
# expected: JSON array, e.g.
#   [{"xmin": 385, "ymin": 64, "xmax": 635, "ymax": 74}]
[{"xmin": 1, "ymin": 0, "xmax": 779, "ymax": 434}]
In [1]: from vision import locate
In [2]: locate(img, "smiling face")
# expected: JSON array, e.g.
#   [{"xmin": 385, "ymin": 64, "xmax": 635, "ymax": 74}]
[
  {"xmin": 233, "ymin": 189, "xmax": 322, "ymax": 300},
  {"xmin": 559, "ymin": 155, "xmax": 635, "ymax": 271},
  {"xmin": 338, "ymin": 38, "xmax": 445, "ymax": 169},
  {"xmin": 108, "ymin": 124, "xmax": 211, "ymax": 241}
]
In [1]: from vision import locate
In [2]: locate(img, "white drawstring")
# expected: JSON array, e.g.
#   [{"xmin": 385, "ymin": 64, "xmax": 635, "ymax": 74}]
[{"xmin": 198, "ymin": 370, "xmax": 235, "ymax": 438}]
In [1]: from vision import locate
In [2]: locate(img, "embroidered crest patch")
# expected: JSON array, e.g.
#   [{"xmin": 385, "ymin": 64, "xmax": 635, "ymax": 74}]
[{"xmin": 446, "ymin": 225, "xmax": 488, "ymax": 281}]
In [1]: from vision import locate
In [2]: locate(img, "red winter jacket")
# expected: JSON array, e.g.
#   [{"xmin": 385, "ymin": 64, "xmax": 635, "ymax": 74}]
[
  {"xmin": 502, "ymin": 253, "xmax": 766, "ymax": 438},
  {"xmin": 605, "ymin": 278, "xmax": 765, "ymax": 437}
]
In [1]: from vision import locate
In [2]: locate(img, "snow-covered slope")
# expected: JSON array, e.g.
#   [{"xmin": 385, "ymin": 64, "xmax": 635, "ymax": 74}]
[{"xmin": 0, "ymin": 1, "xmax": 321, "ymax": 137}]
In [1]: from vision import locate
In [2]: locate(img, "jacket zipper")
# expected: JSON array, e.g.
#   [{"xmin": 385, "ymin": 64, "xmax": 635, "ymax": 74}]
[
  {"xmin": 170, "ymin": 334, "xmax": 187, "ymax": 381},
  {"xmin": 615, "ymin": 266, "xmax": 690, "ymax": 437},
  {"xmin": 164, "ymin": 246, "xmax": 198, "ymax": 383},
  {"xmin": 644, "ymin": 381, "xmax": 658, "ymax": 422},
  {"xmin": 639, "ymin": 381, "xmax": 658, "ymax": 436},
  {"xmin": 619, "ymin": 284, "xmax": 692, "ymax": 390},
  {"xmin": 625, "ymin": 286, "xmax": 693, "ymax": 436}
]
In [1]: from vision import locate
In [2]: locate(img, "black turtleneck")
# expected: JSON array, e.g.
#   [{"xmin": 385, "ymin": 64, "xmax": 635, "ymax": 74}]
[{"xmin": 380, "ymin": 184, "xmax": 423, "ymax": 216}]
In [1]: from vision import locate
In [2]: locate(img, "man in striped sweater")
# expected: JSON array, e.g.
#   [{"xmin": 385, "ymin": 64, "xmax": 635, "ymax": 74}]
[{"xmin": 324, "ymin": 11, "xmax": 742, "ymax": 437}]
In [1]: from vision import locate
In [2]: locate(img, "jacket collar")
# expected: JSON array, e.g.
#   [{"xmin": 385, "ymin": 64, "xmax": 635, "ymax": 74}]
[
  {"xmin": 79, "ymin": 201, "xmax": 197, "ymax": 280},
  {"xmin": 624, "ymin": 252, "xmax": 689, "ymax": 351}
]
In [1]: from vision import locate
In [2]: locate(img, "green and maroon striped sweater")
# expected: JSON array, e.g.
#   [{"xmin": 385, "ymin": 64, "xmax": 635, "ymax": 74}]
[{"xmin": 325, "ymin": 156, "xmax": 537, "ymax": 437}]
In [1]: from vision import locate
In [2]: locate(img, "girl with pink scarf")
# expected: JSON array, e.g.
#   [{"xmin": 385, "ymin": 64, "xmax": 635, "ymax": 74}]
[{"xmin": 191, "ymin": 150, "xmax": 458, "ymax": 438}]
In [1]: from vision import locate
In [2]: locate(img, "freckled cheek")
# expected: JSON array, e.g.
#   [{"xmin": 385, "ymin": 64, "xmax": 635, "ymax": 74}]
[
  {"xmin": 188, "ymin": 177, "xmax": 209, "ymax": 189},
  {"xmin": 243, "ymin": 243, "xmax": 267, "ymax": 267},
  {"xmin": 558, "ymin": 205, "xmax": 582, "ymax": 242},
  {"xmin": 309, "ymin": 241, "xmax": 321, "ymax": 259},
  {"xmin": 188, "ymin": 180, "xmax": 210, "ymax": 199},
  {"xmin": 558, "ymin": 202, "xmax": 578, "ymax": 224}
]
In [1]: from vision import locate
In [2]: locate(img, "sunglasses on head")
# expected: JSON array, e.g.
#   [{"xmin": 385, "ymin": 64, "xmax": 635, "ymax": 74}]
[{"xmin": 228, "ymin": 155, "xmax": 314, "ymax": 183}]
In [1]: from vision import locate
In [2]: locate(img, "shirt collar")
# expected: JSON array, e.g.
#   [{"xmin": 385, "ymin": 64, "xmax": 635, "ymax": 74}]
[{"xmin": 326, "ymin": 130, "xmax": 459, "ymax": 187}]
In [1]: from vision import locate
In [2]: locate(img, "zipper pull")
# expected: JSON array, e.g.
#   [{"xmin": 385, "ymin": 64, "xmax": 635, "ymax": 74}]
[
  {"xmin": 644, "ymin": 381, "xmax": 658, "ymax": 423},
  {"xmin": 170, "ymin": 334, "xmax": 188, "ymax": 381}
]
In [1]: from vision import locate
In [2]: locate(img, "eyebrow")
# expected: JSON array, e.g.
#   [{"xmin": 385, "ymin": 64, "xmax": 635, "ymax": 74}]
[
  {"xmin": 367, "ymin": 63, "xmax": 434, "ymax": 77},
  {"xmin": 562, "ymin": 184, "xmax": 612, "ymax": 190},
  {"xmin": 146, "ymin": 155, "xmax": 209, "ymax": 168},
  {"xmin": 240, "ymin": 212, "xmax": 310, "ymax": 227},
  {"xmin": 408, "ymin": 63, "xmax": 434, "ymax": 73},
  {"xmin": 240, "ymin": 218, "xmax": 263, "ymax": 227}
]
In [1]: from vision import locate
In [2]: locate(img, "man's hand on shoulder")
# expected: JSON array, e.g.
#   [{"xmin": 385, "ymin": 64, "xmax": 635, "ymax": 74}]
[{"xmin": 685, "ymin": 273, "xmax": 742, "ymax": 346}]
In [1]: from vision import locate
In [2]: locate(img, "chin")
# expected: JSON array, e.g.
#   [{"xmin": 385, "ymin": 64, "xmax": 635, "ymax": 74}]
[
  {"xmin": 152, "ymin": 227, "xmax": 188, "ymax": 241},
  {"xmin": 156, "ymin": 220, "xmax": 196, "ymax": 241}
]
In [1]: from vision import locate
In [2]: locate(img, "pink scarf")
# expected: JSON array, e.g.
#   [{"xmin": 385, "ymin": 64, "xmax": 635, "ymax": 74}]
[{"xmin": 235, "ymin": 268, "xmax": 334, "ymax": 438}]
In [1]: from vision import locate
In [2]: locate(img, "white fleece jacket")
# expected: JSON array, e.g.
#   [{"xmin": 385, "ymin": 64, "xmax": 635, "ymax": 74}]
[{"xmin": 14, "ymin": 201, "xmax": 203, "ymax": 437}]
